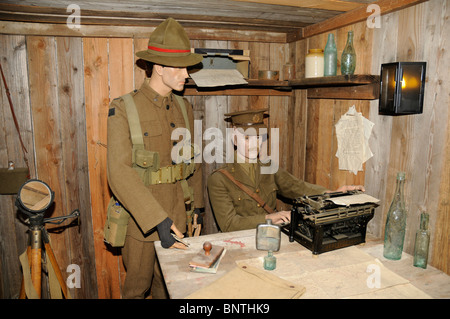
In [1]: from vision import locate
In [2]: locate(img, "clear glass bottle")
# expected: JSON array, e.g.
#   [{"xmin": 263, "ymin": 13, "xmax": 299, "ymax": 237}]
[
  {"xmin": 383, "ymin": 172, "xmax": 407, "ymax": 260},
  {"xmin": 413, "ymin": 212, "xmax": 430, "ymax": 269},
  {"xmin": 341, "ymin": 31, "xmax": 356, "ymax": 75},
  {"xmin": 324, "ymin": 33, "xmax": 337, "ymax": 76}
]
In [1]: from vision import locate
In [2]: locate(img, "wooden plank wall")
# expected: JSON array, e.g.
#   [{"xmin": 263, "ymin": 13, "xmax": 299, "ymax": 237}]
[
  {"xmin": 304, "ymin": 20, "xmax": 372, "ymax": 188},
  {"xmin": 84, "ymin": 37, "xmax": 119, "ymax": 299},
  {"xmin": 296, "ymin": 0, "xmax": 449, "ymax": 274},
  {"xmin": 366, "ymin": 0, "xmax": 449, "ymax": 274},
  {"xmin": 0, "ymin": 35, "xmax": 35, "ymax": 299},
  {"xmin": 0, "ymin": 34, "xmax": 97, "ymax": 298}
]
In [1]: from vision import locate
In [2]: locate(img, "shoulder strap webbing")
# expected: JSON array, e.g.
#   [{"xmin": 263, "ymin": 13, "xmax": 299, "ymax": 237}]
[
  {"xmin": 218, "ymin": 168, "xmax": 275, "ymax": 215},
  {"xmin": 123, "ymin": 93, "xmax": 144, "ymax": 149},
  {"xmin": 173, "ymin": 94, "xmax": 195, "ymax": 211},
  {"xmin": 124, "ymin": 93, "xmax": 189, "ymax": 146},
  {"xmin": 122, "ymin": 93, "xmax": 144, "ymax": 164},
  {"xmin": 173, "ymin": 94, "xmax": 190, "ymax": 133}
]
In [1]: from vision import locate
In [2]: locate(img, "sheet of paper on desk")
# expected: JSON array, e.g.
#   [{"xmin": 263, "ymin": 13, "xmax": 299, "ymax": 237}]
[
  {"xmin": 189, "ymin": 69, "xmax": 248, "ymax": 87},
  {"xmin": 186, "ymin": 263, "xmax": 305, "ymax": 299},
  {"xmin": 335, "ymin": 105, "xmax": 374, "ymax": 175},
  {"xmin": 235, "ymin": 246, "xmax": 431, "ymax": 299},
  {"xmin": 328, "ymin": 193, "xmax": 380, "ymax": 206}
]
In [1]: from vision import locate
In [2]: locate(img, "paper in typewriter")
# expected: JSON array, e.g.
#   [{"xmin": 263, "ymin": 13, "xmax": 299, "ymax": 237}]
[
  {"xmin": 335, "ymin": 105, "xmax": 374, "ymax": 175},
  {"xmin": 328, "ymin": 193, "xmax": 380, "ymax": 206}
]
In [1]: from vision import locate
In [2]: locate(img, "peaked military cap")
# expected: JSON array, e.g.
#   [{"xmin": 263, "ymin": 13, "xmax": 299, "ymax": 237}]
[
  {"xmin": 225, "ymin": 109, "xmax": 269, "ymax": 135},
  {"xmin": 136, "ymin": 18, "xmax": 203, "ymax": 67}
]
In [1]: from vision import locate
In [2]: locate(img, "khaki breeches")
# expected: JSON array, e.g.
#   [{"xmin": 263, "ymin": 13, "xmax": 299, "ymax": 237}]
[{"xmin": 121, "ymin": 235, "xmax": 169, "ymax": 299}]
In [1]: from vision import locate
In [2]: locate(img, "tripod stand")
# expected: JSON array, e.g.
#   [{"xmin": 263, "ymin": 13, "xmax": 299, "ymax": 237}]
[{"xmin": 15, "ymin": 179, "xmax": 80, "ymax": 299}]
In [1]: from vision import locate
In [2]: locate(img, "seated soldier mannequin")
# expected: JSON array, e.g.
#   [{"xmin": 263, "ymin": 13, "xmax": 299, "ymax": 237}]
[{"xmin": 207, "ymin": 109, "xmax": 364, "ymax": 232}]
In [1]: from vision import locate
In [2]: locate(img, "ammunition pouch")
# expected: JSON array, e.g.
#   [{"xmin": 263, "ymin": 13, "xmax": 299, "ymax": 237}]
[
  {"xmin": 133, "ymin": 149, "xmax": 160, "ymax": 186},
  {"xmin": 135, "ymin": 149, "xmax": 160, "ymax": 171}
]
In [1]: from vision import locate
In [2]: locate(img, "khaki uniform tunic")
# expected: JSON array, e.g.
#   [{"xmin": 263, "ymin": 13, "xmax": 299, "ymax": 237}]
[
  {"xmin": 207, "ymin": 160, "xmax": 327, "ymax": 232},
  {"xmin": 107, "ymin": 79, "xmax": 203, "ymax": 242}
]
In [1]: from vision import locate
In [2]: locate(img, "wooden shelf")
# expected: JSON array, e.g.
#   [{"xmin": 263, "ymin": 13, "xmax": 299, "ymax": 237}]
[
  {"xmin": 246, "ymin": 79, "xmax": 290, "ymax": 87},
  {"xmin": 184, "ymin": 74, "xmax": 380, "ymax": 99},
  {"xmin": 184, "ymin": 78, "xmax": 292, "ymax": 96},
  {"xmin": 185, "ymin": 78, "xmax": 291, "ymax": 88},
  {"xmin": 288, "ymin": 74, "xmax": 379, "ymax": 87},
  {"xmin": 290, "ymin": 74, "xmax": 380, "ymax": 100}
]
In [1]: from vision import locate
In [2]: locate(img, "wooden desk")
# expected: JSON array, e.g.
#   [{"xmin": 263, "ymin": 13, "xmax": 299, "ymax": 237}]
[{"xmin": 155, "ymin": 229, "xmax": 450, "ymax": 299}]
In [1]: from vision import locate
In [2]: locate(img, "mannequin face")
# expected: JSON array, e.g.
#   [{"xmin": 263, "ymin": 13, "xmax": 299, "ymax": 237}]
[
  {"xmin": 151, "ymin": 65, "xmax": 189, "ymax": 95},
  {"xmin": 233, "ymin": 127, "xmax": 263, "ymax": 161}
]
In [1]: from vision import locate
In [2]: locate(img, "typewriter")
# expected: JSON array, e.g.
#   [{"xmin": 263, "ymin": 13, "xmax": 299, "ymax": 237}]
[{"xmin": 281, "ymin": 191, "xmax": 379, "ymax": 255}]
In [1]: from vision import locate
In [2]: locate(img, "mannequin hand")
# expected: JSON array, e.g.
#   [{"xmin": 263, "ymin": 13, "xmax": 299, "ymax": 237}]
[
  {"xmin": 170, "ymin": 223, "xmax": 184, "ymax": 239},
  {"xmin": 170, "ymin": 241, "xmax": 188, "ymax": 250},
  {"xmin": 157, "ymin": 217, "xmax": 188, "ymax": 249},
  {"xmin": 265, "ymin": 210, "xmax": 290, "ymax": 225},
  {"xmin": 193, "ymin": 208, "xmax": 203, "ymax": 228},
  {"xmin": 169, "ymin": 223, "xmax": 188, "ymax": 250}
]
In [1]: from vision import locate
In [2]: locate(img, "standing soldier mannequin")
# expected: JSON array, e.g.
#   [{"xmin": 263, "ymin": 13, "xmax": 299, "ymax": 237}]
[
  {"xmin": 107, "ymin": 18, "xmax": 204, "ymax": 299},
  {"xmin": 207, "ymin": 109, "xmax": 364, "ymax": 232}
]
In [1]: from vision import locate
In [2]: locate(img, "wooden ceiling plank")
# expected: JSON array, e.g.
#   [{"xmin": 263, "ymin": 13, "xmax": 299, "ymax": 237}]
[
  {"xmin": 2, "ymin": 0, "xmax": 429, "ymax": 42},
  {"xmin": 0, "ymin": 21, "xmax": 287, "ymax": 43},
  {"xmin": 302, "ymin": 0, "xmax": 430, "ymax": 39},
  {"xmin": 0, "ymin": 2, "xmax": 338, "ymax": 24},
  {"xmin": 231, "ymin": 0, "xmax": 365, "ymax": 11},
  {"xmin": 0, "ymin": 3, "xmax": 324, "ymax": 34},
  {"xmin": 0, "ymin": 9, "xmax": 307, "ymax": 30}
]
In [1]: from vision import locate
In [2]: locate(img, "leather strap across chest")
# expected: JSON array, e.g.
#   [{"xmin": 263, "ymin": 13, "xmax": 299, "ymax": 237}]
[{"xmin": 218, "ymin": 168, "xmax": 275, "ymax": 215}]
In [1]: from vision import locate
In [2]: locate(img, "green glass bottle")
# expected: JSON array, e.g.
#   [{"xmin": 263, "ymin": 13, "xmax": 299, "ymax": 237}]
[
  {"xmin": 413, "ymin": 212, "xmax": 430, "ymax": 269},
  {"xmin": 341, "ymin": 31, "xmax": 356, "ymax": 75},
  {"xmin": 264, "ymin": 250, "xmax": 276, "ymax": 270},
  {"xmin": 383, "ymin": 172, "xmax": 407, "ymax": 260},
  {"xmin": 324, "ymin": 33, "xmax": 337, "ymax": 76}
]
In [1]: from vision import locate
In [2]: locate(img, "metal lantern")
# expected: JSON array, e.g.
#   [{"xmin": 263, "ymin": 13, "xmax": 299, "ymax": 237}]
[{"xmin": 379, "ymin": 62, "xmax": 426, "ymax": 115}]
